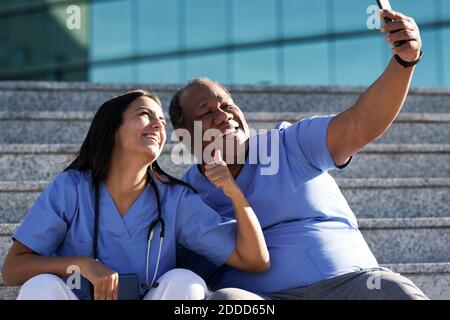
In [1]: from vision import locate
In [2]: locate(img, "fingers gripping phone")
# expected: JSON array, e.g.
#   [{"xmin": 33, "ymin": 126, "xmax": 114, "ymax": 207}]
[{"xmin": 376, "ymin": 0, "xmax": 407, "ymax": 47}]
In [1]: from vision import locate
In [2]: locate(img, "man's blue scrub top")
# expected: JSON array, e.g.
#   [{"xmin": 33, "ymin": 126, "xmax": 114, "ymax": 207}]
[
  {"xmin": 13, "ymin": 169, "xmax": 236, "ymax": 299},
  {"xmin": 180, "ymin": 115, "xmax": 379, "ymax": 293}
]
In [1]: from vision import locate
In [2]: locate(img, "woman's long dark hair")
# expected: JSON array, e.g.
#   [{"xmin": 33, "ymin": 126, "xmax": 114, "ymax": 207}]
[{"xmin": 65, "ymin": 89, "xmax": 195, "ymax": 191}]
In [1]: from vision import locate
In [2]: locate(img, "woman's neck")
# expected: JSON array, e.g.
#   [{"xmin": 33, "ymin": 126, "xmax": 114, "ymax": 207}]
[{"xmin": 105, "ymin": 151, "xmax": 151, "ymax": 216}]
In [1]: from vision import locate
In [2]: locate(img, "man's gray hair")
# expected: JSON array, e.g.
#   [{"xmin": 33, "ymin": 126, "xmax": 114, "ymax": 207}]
[{"xmin": 169, "ymin": 77, "xmax": 231, "ymax": 129}]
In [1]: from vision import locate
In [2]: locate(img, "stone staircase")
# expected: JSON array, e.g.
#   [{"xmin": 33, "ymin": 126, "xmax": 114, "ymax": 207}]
[{"xmin": 0, "ymin": 82, "xmax": 449, "ymax": 299}]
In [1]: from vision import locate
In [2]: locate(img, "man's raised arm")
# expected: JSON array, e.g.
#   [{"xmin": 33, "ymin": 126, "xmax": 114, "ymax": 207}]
[{"xmin": 327, "ymin": 9, "xmax": 423, "ymax": 167}]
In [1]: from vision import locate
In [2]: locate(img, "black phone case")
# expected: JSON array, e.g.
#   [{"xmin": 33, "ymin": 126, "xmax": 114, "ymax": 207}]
[{"xmin": 118, "ymin": 274, "xmax": 141, "ymax": 300}]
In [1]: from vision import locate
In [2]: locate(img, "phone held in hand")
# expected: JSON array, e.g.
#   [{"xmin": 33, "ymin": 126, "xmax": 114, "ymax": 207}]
[
  {"xmin": 86, "ymin": 273, "xmax": 141, "ymax": 300},
  {"xmin": 376, "ymin": 0, "xmax": 407, "ymax": 47},
  {"xmin": 118, "ymin": 273, "xmax": 141, "ymax": 300}
]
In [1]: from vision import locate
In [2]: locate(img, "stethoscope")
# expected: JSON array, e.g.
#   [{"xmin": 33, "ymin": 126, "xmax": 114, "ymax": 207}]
[{"xmin": 93, "ymin": 170, "xmax": 165, "ymax": 291}]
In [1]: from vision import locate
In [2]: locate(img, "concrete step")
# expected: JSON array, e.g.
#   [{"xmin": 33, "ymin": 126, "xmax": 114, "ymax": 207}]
[
  {"xmin": 1, "ymin": 217, "xmax": 450, "ymax": 266},
  {"xmin": 1, "ymin": 111, "xmax": 450, "ymax": 144},
  {"xmin": 340, "ymin": 178, "xmax": 450, "ymax": 219},
  {"xmin": 1, "ymin": 143, "xmax": 450, "ymax": 181},
  {"xmin": 1, "ymin": 263, "xmax": 449, "ymax": 299},
  {"xmin": 359, "ymin": 218, "xmax": 450, "ymax": 264},
  {"xmin": 0, "ymin": 217, "xmax": 443, "ymax": 264},
  {"xmin": 0, "ymin": 178, "xmax": 449, "ymax": 223},
  {"xmin": 0, "ymin": 82, "xmax": 449, "ymax": 113},
  {"xmin": 1, "ymin": 220, "xmax": 449, "ymax": 299}
]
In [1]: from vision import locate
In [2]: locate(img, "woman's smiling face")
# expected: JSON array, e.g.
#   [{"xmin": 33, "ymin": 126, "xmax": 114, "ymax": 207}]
[{"xmin": 115, "ymin": 96, "xmax": 167, "ymax": 163}]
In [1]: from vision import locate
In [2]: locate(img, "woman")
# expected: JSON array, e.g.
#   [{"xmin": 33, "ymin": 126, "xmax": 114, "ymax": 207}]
[{"xmin": 1, "ymin": 89, "xmax": 270, "ymax": 300}]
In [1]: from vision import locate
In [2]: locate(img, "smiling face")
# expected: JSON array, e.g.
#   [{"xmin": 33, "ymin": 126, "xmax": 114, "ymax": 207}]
[
  {"xmin": 115, "ymin": 96, "xmax": 167, "ymax": 163},
  {"xmin": 178, "ymin": 80, "xmax": 250, "ymax": 164}
]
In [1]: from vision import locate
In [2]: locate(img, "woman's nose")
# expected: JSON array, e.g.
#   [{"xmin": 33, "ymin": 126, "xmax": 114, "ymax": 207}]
[{"xmin": 151, "ymin": 118, "xmax": 165, "ymax": 130}]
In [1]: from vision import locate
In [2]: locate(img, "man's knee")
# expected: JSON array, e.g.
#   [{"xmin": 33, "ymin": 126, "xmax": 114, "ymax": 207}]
[
  {"xmin": 364, "ymin": 270, "xmax": 429, "ymax": 300},
  {"xmin": 17, "ymin": 274, "xmax": 71, "ymax": 300},
  {"xmin": 208, "ymin": 288, "xmax": 267, "ymax": 300}
]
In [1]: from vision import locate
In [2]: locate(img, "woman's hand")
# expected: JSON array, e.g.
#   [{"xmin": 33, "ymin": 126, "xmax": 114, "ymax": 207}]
[
  {"xmin": 204, "ymin": 150, "xmax": 240, "ymax": 198},
  {"xmin": 79, "ymin": 257, "xmax": 119, "ymax": 300}
]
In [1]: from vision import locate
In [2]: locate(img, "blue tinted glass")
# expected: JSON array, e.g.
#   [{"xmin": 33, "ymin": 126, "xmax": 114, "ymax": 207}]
[
  {"xmin": 390, "ymin": 0, "xmax": 436, "ymax": 24},
  {"xmin": 232, "ymin": 0, "xmax": 277, "ymax": 43},
  {"xmin": 441, "ymin": 0, "xmax": 450, "ymax": 19},
  {"xmin": 185, "ymin": 53, "xmax": 227, "ymax": 83},
  {"xmin": 138, "ymin": 0, "xmax": 179, "ymax": 54},
  {"xmin": 89, "ymin": 63, "xmax": 134, "ymax": 83},
  {"xmin": 411, "ymin": 29, "xmax": 438, "ymax": 87},
  {"xmin": 138, "ymin": 59, "xmax": 179, "ymax": 84},
  {"xmin": 185, "ymin": 0, "xmax": 227, "ymax": 48},
  {"xmin": 283, "ymin": 0, "xmax": 328, "ymax": 37},
  {"xmin": 284, "ymin": 42, "xmax": 328, "ymax": 85},
  {"xmin": 333, "ymin": 0, "xmax": 375, "ymax": 32},
  {"xmin": 443, "ymin": 28, "xmax": 450, "ymax": 86},
  {"xmin": 233, "ymin": 48, "xmax": 277, "ymax": 84},
  {"xmin": 335, "ymin": 36, "xmax": 384, "ymax": 86},
  {"xmin": 47, "ymin": 3, "xmax": 88, "ymax": 65},
  {"xmin": 90, "ymin": 0, "xmax": 133, "ymax": 60}
]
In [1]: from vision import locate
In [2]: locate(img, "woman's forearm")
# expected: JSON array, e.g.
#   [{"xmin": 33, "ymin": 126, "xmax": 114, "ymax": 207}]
[
  {"xmin": 227, "ymin": 188, "xmax": 270, "ymax": 272},
  {"xmin": 2, "ymin": 248, "xmax": 85, "ymax": 286}
]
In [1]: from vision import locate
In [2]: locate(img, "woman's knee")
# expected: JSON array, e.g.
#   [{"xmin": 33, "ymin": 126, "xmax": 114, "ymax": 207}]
[
  {"xmin": 151, "ymin": 268, "xmax": 208, "ymax": 300},
  {"xmin": 17, "ymin": 274, "xmax": 76, "ymax": 300}
]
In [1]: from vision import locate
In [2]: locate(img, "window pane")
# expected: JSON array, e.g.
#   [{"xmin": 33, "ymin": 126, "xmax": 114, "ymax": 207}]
[
  {"xmin": 391, "ymin": 0, "xmax": 436, "ymax": 24},
  {"xmin": 335, "ymin": 36, "xmax": 384, "ymax": 86},
  {"xmin": 234, "ymin": 48, "xmax": 277, "ymax": 84},
  {"xmin": 7, "ymin": 11, "xmax": 47, "ymax": 70},
  {"xmin": 441, "ymin": 0, "xmax": 450, "ymax": 20},
  {"xmin": 283, "ymin": 0, "xmax": 328, "ymax": 37},
  {"xmin": 90, "ymin": 63, "xmax": 134, "ymax": 83},
  {"xmin": 333, "ymin": 0, "xmax": 374, "ymax": 32},
  {"xmin": 185, "ymin": 53, "xmax": 227, "ymax": 83},
  {"xmin": 47, "ymin": 3, "xmax": 88, "ymax": 65},
  {"xmin": 138, "ymin": 59, "xmax": 179, "ymax": 84},
  {"xmin": 411, "ymin": 29, "xmax": 438, "ymax": 87},
  {"xmin": 138, "ymin": 0, "xmax": 179, "ymax": 54},
  {"xmin": 90, "ymin": 0, "xmax": 133, "ymax": 60},
  {"xmin": 232, "ymin": 0, "xmax": 277, "ymax": 43},
  {"xmin": 185, "ymin": 0, "xmax": 227, "ymax": 48},
  {"xmin": 444, "ymin": 28, "xmax": 450, "ymax": 86},
  {"xmin": 284, "ymin": 42, "xmax": 328, "ymax": 85}
]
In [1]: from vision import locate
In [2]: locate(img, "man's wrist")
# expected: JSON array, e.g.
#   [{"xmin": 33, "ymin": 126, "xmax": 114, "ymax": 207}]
[{"xmin": 394, "ymin": 51, "xmax": 423, "ymax": 68}]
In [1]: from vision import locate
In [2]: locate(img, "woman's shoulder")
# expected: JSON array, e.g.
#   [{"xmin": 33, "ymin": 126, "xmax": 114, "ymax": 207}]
[
  {"xmin": 48, "ymin": 169, "xmax": 93, "ymax": 194},
  {"xmin": 53, "ymin": 169, "xmax": 83, "ymax": 186}
]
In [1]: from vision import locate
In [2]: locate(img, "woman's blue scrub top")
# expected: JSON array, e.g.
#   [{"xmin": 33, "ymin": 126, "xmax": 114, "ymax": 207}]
[{"xmin": 13, "ymin": 169, "xmax": 237, "ymax": 299}]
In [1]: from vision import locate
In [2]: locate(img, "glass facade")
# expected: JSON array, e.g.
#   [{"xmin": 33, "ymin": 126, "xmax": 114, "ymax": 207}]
[{"xmin": 0, "ymin": 0, "xmax": 449, "ymax": 87}]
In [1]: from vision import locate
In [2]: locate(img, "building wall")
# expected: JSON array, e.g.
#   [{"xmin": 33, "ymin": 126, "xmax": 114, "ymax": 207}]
[{"xmin": 0, "ymin": 0, "xmax": 449, "ymax": 87}]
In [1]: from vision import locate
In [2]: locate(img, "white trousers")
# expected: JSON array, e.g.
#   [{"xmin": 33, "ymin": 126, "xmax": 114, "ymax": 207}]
[{"xmin": 16, "ymin": 268, "xmax": 209, "ymax": 300}]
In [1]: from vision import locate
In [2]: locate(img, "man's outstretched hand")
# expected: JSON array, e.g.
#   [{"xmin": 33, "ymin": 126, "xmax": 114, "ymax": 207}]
[{"xmin": 380, "ymin": 9, "xmax": 422, "ymax": 62}]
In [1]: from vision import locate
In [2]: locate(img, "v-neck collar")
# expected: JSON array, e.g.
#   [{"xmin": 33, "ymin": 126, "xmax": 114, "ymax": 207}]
[{"xmin": 99, "ymin": 182, "xmax": 156, "ymax": 238}]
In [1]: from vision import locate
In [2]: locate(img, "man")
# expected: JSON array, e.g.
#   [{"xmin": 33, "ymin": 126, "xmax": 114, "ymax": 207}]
[{"xmin": 169, "ymin": 9, "xmax": 428, "ymax": 299}]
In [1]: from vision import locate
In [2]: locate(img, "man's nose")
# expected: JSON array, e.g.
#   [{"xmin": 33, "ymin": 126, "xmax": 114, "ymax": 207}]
[{"xmin": 213, "ymin": 107, "xmax": 232, "ymax": 126}]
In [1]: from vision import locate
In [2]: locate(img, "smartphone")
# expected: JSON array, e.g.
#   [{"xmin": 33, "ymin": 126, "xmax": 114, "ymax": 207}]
[
  {"xmin": 118, "ymin": 273, "xmax": 141, "ymax": 300},
  {"xmin": 376, "ymin": 0, "xmax": 406, "ymax": 47},
  {"xmin": 86, "ymin": 273, "xmax": 141, "ymax": 300}
]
